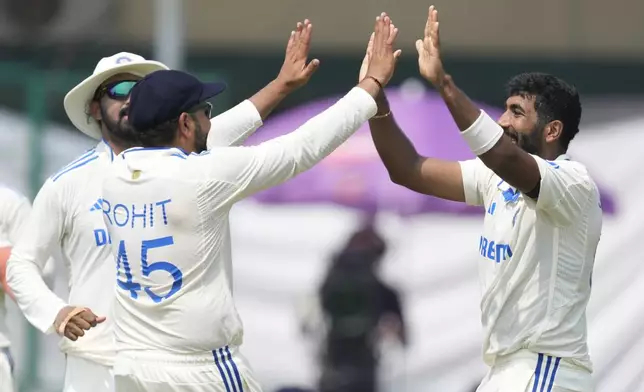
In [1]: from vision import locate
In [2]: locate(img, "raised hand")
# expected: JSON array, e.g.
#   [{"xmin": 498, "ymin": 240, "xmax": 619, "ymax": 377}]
[
  {"xmin": 276, "ymin": 20, "xmax": 321, "ymax": 91},
  {"xmin": 364, "ymin": 13, "xmax": 402, "ymax": 87},
  {"xmin": 416, "ymin": 5, "xmax": 445, "ymax": 87}
]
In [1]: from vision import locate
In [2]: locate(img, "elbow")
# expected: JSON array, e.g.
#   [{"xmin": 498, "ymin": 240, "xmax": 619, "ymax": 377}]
[
  {"xmin": 387, "ymin": 157, "xmax": 423, "ymax": 189},
  {"xmin": 389, "ymin": 172, "xmax": 411, "ymax": 187}
]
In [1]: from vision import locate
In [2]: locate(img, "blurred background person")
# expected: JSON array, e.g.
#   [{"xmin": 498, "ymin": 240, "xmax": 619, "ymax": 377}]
[
  {"xmin": 317, "ymin": 222, "xmax": 406, "ymax": 392},
  {"xmin": 0, "ymin": 184, "xmax": 31, "ymax": 392}
]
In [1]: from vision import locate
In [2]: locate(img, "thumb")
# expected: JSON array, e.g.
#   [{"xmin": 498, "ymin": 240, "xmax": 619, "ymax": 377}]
[
  {"xmin": 304, "ymin": 58, "xmax": 320, "ymax": 77},
  {"xmin": 393, "ymin": 49, "xmax": 402, "ymax": 60},
  {"xmin": 415, "ymin": 39, "xmax": 424, "ymax": 56},
  {"xmin": 96, "ymin": 316, "xmax": 107, "ymax": 324}
]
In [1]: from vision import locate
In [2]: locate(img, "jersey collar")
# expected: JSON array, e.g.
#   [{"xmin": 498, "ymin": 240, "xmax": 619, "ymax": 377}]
[
  {"xmin": 96, "ymin": 139, "xmax": 115, "ymax": 162},
  {"xmin": 555, "ymin": 154, "xmax": 571, "ymax": 161}
]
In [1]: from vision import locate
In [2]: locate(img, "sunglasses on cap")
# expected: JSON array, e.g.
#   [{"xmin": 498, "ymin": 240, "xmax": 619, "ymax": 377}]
[{"xmin": 94, "ymin": 80, "xmax": 138, "ymax": 101}]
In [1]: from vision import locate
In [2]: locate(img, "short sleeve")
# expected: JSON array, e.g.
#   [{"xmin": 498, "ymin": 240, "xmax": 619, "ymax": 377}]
[
  {"xmin": 459, "ymin": 158, "xmax": 494, "ymax": 207},
  {"xmin": 531, "ymin": 156, "xmax": 596, "ymax": 226}
]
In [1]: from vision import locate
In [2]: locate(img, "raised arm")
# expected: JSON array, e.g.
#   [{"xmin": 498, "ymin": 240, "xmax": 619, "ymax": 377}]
[
  {"xmin": 207, "ymin": 14, "xmax": 402, "ymax": 202},
  {"xmin": 207, "ymin": 20, "xmax": 320, "ymax": 148},
  {"xmin": 359, "ymin": 32, "xmax": 465, "ymax": 201},
  {"xmin": 368, "ymin": 92, "xmax": 466, "ymax": 201},
  {"xmin": 418, "ymin": 6, "xmax": 541, "ymax": 196}
]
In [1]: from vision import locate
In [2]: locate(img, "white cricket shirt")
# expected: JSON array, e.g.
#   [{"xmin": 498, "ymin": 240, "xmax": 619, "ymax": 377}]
[
  {"xmin": 459, "ymin": 115, "xmax": 602, "ymax": 372},
  {"xmin": 0, "ymin": 185, "xmax": 32, "ymax": 348},
  {"xmin": 6, "ymin": 100, "xmax": 264, "ymax": 366},
  {"xmin": 101, "ymin": 87, "xmax": 377, "ymax": 354}
]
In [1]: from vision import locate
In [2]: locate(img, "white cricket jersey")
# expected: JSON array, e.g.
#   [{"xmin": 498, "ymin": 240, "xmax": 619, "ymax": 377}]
[
  {"xmin": 101, "ymin": 87, "xmax": 376, "ymax": 354},
  {"xmin": 459, "ymin": 149, "xmax": 602, "ymax": 372},
  {"xmin": 6, "ymin": 100, "xmax": 264, "ymax": 366},
  {"xmin": 0, "ymin": 185, "xmax": 32, "ymax": 348}
]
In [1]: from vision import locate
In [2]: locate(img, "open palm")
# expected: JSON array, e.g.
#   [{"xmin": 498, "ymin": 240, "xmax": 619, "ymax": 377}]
[{"xmin": 416, "ymin": 5, "xmax": 445, "ymax": 86}]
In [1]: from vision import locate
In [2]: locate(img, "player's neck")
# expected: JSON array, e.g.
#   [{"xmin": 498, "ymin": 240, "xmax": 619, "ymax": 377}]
[{"xmin": 538, "ymin": 146, "xmax": 565, "ymax": 161}]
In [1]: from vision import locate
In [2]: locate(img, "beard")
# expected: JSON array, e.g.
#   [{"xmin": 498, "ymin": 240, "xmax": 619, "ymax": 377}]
[
  {"xmin": 503, "ymin": 125, "xmax": 542, "ymax": 155},
  {"xmin": 101, "ymin": 101, "xmax": 138, "ymax": 148},
  {"xmin": 193, "ymin": 121, "xmax": 208, "ymax": 153}
]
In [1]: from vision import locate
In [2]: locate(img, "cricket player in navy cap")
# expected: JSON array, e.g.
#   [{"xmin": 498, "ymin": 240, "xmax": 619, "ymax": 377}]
[{"xmin": 100, "ymin": 15, "xmax": 401, "ymax": 392}]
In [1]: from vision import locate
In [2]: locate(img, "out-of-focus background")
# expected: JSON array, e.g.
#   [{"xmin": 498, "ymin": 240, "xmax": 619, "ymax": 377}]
[{"xmin": 1, "ymin": 0, "xmax": 643, "ymax": 391}]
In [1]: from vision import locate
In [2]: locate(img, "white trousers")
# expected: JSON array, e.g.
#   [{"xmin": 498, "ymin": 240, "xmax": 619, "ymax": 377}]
[
  {"xmin": 477, "ymin": 350, "xmax": 593, "ymax": 392},
  {"xmin": 113, "ymin": 346, "xmax": 262, "ymax": 392},
  {"xmin": 64, "ymin": 355, "xmax": 114, "ymax": 392},
  {"xmin": 0, "ymin": 348, "xmax": 14, "ymax": 392}
]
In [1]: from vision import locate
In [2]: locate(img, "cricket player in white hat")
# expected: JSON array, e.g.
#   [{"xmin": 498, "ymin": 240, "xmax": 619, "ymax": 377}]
[
  {"xmin": 100, "ymin": 15, "xmax": 400, "ymax": 391},
  {"xmin": 367, "ymin": 6, "xmax": 601, "ymax": 392},
  {"xmin": 7, "ymin": 28, "xmax": 322, "ymax": 391}
]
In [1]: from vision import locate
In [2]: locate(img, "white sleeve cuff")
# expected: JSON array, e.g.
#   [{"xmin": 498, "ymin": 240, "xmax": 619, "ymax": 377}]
[
  {"xmin": 348, "ymin": 87, "xmax": 378, "ymax": 118},
  {"xmin": 461, "ymin": 110, "xmax": 504, "ymax": 156},
  {"xmin": 237, "ymin": 99, "xmax": 263, "ymax": 126}
]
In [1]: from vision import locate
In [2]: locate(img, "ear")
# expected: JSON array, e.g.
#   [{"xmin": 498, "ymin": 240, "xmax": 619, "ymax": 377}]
[
  {"xmin": 545, "ymin": 120, "xmax": 563, "ymax": 143},
  {"xmin": 178, "ymin": 112, "xmax": 193, "ymax": 138},
  {"xmin": 89, "ymin": 101, "xmax": 102, "ymax": 121}
]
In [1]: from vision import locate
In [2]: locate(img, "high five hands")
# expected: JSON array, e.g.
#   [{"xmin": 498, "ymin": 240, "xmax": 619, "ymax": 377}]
[{"xmin": 280, "ymin": 6, "xmax": 446, "ymax": 93}]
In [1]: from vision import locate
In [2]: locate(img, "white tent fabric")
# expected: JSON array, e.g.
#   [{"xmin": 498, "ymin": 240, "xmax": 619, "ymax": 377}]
[{"xmin": 0, "ymin": 110, "xmax": 642, "ymax": 391}]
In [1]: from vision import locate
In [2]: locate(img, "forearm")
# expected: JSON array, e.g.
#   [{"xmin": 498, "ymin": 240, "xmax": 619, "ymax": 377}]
[
  {"xmin": 437, "ymin": 74, "xmax": 482, "ymax": 131},
  {"xmin": 369, "ymin": 93, "xmax": 423, "ymax": 184},
  {"xmin": 268, "ymin": 84, "xmax": 378, "ymax": 175},
  {"xmin": 438, "ymin": 75, "xmax": 540, "ymax": 193},
  {"xmin": 234, "ymin": 82, "xmax": 379, "ymax": 198},
  {"xmin": 248, "ymin": 79, "xmax": 293, "ymax": 121},
  {"xmin": 7, "ymin": 254, "xmax": 67, "ymax": 333}
]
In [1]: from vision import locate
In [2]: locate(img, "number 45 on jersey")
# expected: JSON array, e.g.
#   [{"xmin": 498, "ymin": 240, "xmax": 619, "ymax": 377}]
[{"xmin": 116, "ymin": 236, "xmax": 183, "ymax": 303}]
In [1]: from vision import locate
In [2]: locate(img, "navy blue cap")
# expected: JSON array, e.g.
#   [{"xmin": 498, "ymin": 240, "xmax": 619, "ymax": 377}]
[{"xmin": 128, "ymin": 69, "xmax": 226, "ymax": 130}]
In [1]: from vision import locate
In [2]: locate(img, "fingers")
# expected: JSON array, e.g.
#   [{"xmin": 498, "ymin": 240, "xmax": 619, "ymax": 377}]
[
  {"xmin": 425, "ymin": 6, "xmax": 434, "ymax": 39},
  {"xmin": 415, "ymin": 39, "xmax": 424, "ymax": 55},
  {"xmin": 288, "ymin": 21, "xmax": 305, "ymax": 58},
  {"xmin": 430, "ymin": 7, "xmax": 440, "ymax": 49},
  {"xmin": 373, "ymin": 13, "xmax": 385, "ymax": 48},
  {"xmin": 72, "ymin": 316, "xmax": 92, "ymax": 331},
  {"xmin": 65, "ymin": 323, "xmax": 85, "ymax": 341},
  {"xmin": 300, "ymin": 20, "xmax": 312, "ymax": 56},
  {"xmin": 387, "ymin": 22, "xmax": 399, "ymax": 46},
  {"xmin": 78, "ymin": 309, "xmax": 101, "ymax": 328},
  {"xmin": 304, "ymin": 58, "xmax": 321, "ymax": 78},
  {"xmin": 64, "ymin": 329, "xmax": 78, "ymax": 341},
  {"xmin": 286, "ymin": 30, "xmax": 296, "ymax": 53}
]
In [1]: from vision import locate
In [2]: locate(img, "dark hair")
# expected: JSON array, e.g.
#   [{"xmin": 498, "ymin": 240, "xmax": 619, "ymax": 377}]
[
  {"xmin": 132, "ymin": 119, "xmax": 179, "ymax": 148},
  {"xmin": 505, "ymin": 72, "xmax": 581, "ymax": 151}
]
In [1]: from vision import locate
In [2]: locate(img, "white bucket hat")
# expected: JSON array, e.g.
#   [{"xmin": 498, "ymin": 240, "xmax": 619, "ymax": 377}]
[{"xmin": 64, "ymin": 52, "xmax": 169, "ymax": 140}]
